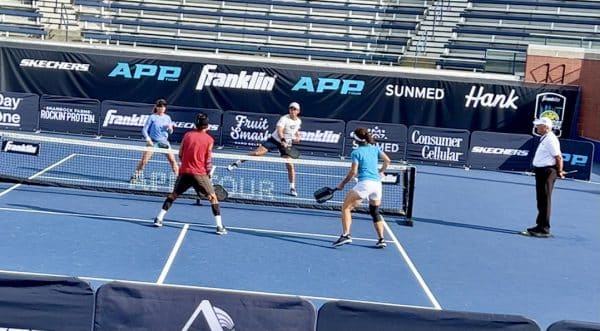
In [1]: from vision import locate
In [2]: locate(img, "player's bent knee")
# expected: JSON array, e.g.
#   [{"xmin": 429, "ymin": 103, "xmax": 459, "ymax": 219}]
[{"xmin": 369, "ymin": 205, "xmax": 383, "ymax": 223}]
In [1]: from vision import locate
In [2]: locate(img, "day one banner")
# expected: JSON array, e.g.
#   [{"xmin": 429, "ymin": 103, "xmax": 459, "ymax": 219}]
[
  {"xmin": 468, "ymin": 131, "xmax": 534, "ymax": 171},
  {"xmin": 0, "ymin": 91, "xmax": 39, "ymax": 131},
  {"xmin": 345, "ymin": 120, "xmax": 408, "ymax": 160},
  {"xmin": 407, "ymin": 125, "xmax": 470, "ymax": 167},
  {"xmin": 39, "ymin": 94, "xmax": 101, "ymax": 135},
  {"xmin": 0, "ymin": 44, "xmax": 582, "ymax": 138}
]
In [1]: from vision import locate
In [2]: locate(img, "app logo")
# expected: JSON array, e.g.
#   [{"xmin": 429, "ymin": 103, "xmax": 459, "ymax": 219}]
[
  {"xmin": 196, "ymin": 64, "xmax": 275, "ymax": 91},
  {"xmin": 292, "ymin": 77, "xmax": 364, "ymax": 95},
  {"xmin": 108, "ymin": 63, "xmax": 181, "ymax": 81}
]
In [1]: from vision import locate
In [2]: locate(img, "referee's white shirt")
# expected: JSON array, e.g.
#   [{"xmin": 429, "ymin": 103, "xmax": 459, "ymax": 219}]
[{"xmin": 532, "ymin": 131, "xmax": 561, "ymax": 168}]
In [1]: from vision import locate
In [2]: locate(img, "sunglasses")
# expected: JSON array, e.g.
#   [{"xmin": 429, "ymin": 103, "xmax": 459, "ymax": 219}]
[{"xmin": 289, "ymin": 107, "xmax": 299, "ymax": 110}]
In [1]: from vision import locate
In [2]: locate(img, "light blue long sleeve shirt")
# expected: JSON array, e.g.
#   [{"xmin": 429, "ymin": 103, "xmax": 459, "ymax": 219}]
[{"xmin": 142, "ymin": 114, "xmax": 173, "ymax": 143}]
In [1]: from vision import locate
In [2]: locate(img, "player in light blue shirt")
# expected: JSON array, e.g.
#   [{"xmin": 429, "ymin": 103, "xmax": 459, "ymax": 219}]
[
  {"xmin": 333, "ymin": 127, "xmax": 391, "ymax": 249},
  {"xmin": 130, "ymin": 99, "xmax": 179, "ymax": 183}
]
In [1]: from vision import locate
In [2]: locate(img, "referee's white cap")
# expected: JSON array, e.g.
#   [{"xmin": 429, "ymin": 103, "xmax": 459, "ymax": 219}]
[
  {"xmin": 533, "ymin": 117, "xmax": 553, "ymax": 129},
  {"xmin": 288, "ymin": 102, "xmax": 301, "ymax": 110}
]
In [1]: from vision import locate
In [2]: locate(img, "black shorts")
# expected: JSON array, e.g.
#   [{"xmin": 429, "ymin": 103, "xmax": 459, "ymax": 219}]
[
  {"xmin": 261, "ymin": 137, "xmax": 293, "ymax": 157},
  {"xmin": 172, "ymin": 174, "xmax": 214, "ymax": 196}
]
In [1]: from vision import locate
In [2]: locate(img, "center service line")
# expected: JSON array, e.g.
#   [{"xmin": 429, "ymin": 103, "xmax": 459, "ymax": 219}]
[{"xmin": 157, "ymin": 223, "xmax": 190, "ymax": 284}]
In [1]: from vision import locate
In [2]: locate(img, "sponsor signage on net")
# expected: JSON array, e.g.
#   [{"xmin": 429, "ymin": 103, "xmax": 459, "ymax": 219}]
[
  {"xmin": 19, "ymin": 59, "xmax": 90, "ymax": 72},
  {"xmin": 2, "ymin": 140, "xmax": 40, "ymax": 156},
  {"xmin": 406, "ymin": 126, "xmax": 470, "ymax": 166},
  {"xmin": 196, "ymin": 64, "xmax": 276, "ymax": 91}
]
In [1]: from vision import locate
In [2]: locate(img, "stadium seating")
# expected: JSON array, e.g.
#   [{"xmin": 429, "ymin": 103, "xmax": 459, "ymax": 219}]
[
  {"xmin": 74, "ymin": 0, "xmax": 428, "ymax": 63},
  {"xmin": 0, "ymin": 0, "xmax": 46, "ymax": 38}
]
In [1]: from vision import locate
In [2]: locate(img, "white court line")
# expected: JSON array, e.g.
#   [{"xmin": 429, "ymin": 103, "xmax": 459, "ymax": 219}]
[
  {"xmin": 157, "ymin": 224, "xmax": 189, "ymax": 284},
  {"xmin": 0, "ymin": 206, "xmax": 439, "ymax": 309},
  {"xmin": 0, "ymin": 269, "xmax": 436, "ymax": 310},
  {"xmin": 0, "ymin": 153, "xmax": 77, "ymax": 198},
  {"xmin": 383, "ymin": 220, "xmax": 442, "ymax": 310}
]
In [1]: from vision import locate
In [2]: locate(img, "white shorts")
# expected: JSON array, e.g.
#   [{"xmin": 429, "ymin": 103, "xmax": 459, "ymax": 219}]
[{"xmin": 352, "ymin": 180, "xmax": 382, "ymax": 201}]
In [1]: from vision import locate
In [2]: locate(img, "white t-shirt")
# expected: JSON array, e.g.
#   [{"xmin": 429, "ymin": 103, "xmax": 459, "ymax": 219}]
[
  {"xmin": 532, "ymin": 132, "xmax": 561, "ymax": 167},
  {"xmin": 271, "ymin": 114, "xmax": 301, "ymax": 144}
]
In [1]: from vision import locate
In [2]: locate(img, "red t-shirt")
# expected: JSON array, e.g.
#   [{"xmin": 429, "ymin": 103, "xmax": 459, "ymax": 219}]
[{"xmin": 178, "ymin": 130, "xmax": 214, "ymax": 175}]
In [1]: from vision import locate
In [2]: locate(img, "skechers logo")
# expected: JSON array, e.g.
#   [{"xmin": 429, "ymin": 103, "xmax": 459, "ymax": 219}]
[
  {"xmin": 471, "ymin": 146, "xmax": 529, "ymax": 156},
  {"xmin": 101, "ymin": 109, "xmax": 218, "ymax": 130},
  {"xmin": 20, "ymin": 59, "xmax": 90, "ymax": 72},
  {"xmin": 2, "ymin": 140, "xmax": 40, "ymax": 155},
  {"xmin": 108, "ymin": 63, "xmax": 181, "ymax": 81},
  {"xmin": 196, "ymin": 64, "xmax": 275, "ymax": 91},
  {"xmin": 292, "ymin": 77, "xmax": 364, "ymax": 95},
  {"xmin": 465, "ymin": 86, "xmax": 519, "ymax": 110}
]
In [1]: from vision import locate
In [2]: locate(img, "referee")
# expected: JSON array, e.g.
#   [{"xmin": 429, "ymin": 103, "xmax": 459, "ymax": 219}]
[{"xmin": 523, "ymin": 117, "xmax": 566, "ymax": 238}]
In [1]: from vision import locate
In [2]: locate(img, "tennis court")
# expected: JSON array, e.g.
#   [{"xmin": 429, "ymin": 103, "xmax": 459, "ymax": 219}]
[{"xmin": 1, "ymin": 132, "xmax": 599, "ymax": 329}]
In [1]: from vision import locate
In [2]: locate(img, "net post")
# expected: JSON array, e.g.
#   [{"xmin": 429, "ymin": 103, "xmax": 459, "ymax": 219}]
[{"xmin": 400, "ymin": 166, "xmax": 415, "ymax": 227}]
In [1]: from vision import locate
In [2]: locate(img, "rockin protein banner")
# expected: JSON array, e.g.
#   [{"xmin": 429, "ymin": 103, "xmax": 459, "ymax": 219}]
[
  {"xmin": 0, "ymin": 44, "xmax": 582, "ymax": 138},
  {"xmin": 39, "ymin": 95, "xmax": 101, "ymax": 135}
]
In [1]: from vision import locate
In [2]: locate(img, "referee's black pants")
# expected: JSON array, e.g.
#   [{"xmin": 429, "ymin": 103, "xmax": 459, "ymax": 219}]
[{"xmin": 534, "ymin": 166, "xmax": 558, "ymax": 230}]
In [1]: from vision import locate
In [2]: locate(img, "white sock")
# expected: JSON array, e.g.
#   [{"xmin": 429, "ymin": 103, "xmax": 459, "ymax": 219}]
[
  {"xmin": 215, "ymin": 215, "xmax": 223, "ymax": 228},
  {"xmin": 156, "ymin": 209, "xmax": 167, "ymax": 221},
  {"xmin": 290, "ymin": 182, "xmax": 295, "ymax": 189}
]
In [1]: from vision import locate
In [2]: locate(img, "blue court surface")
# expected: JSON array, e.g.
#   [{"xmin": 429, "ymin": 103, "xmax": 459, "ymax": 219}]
[{"xmin": 1, "ymin": 158, "xmax": 599, "ymax": 329}]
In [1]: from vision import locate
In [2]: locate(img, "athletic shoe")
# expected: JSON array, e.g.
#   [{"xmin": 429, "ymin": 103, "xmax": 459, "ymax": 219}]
[
  {"xmin": 375, "ymin": 238, "xmax": 387, "ymax": 248},
  {"xmin": 153, "ymin": 218, "xmax": 163, "ymax": 227},
  {"xmin": 521, "ymin": 226, "xmax": 551, "ymax": 238},
  {"xmin": 227, "ymin": 161, "xmax": 240, "ymax": 171},
  {"xmin": 216, "ymin": 226, "xmax": 228, "ymax": 235},
  {"xmin": 290, "ymin": 188, "xmax": 298, "ymax": 197},
  {"xmin": 332, "ymin": 234, "xmax": 352, "ymax": 247}
]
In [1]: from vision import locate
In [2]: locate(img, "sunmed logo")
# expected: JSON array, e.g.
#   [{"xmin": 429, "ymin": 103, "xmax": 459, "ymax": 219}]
[
  {"xmin": 20, "ymin": 59, "xmax": 90, "ymax": 72},
  {"xmin": 292, "ymin": 77, "xmax": 364, "ymax": 95},
  {"xmin": 108, "ymin": 62, "xmax": 181, "ymax": 81},
  {"xmin": 464, "ymin": 86, "xmax": 519, "ymax": 110},
  {"xmin": 385, "ymin": 85, "xmax": 444, "ymax": 100},
  {"xmin": 2, "ymin": 140, "xmax": 40, "ymax": 155},
  {"xmin": 196, "ymin": 64, "xmax": 276, "ymax": 91}
]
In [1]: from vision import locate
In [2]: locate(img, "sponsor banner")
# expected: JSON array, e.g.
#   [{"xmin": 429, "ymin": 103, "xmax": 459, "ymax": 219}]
[
  {"xmin": 99, "ymin": 101, "xmax": 222, "ymax": 143},
  {"xmin": 0, "ymin": 273, "xmax": 94, "ymax": 331},
  {"xmin": 39, "ymin": 95, "xmax": 101, "ymax": 135},
  {"xmin": 345, "ymin": 120, "xmax": 407, "ymax": 160},
  {"xmin": 0, "ymin": 46, "xmax": 581, "ymax": 138},
  {"xmin": 558, "ymin": 139, "xmax": 594, "ymax": 181},
  {"xmin": 1, "ymin": 140, "xmax": 40, "ymax": 155},
  {"xmin": 468, "ymin": 131, "xmax": 534, "ymax": 171},
  {"xmin": 94, "ymin": 281, "xmax": 316, "ymax": 331},
  {"xmin": 407, "ymin": 126, "xmax": 470, "ymax": 167},
  {"xmin": 298, "ymin": 117, "xmax": 345, "ymax": 156},
  {"xmin": 317, "ymin": 301, "xmax": 539, "ymax": 331},
  {"xmin": 0, "ymin": 91, "xmax": 39, "ymax": 131},
  {"xmin": 221, "ymin": 111, "xmax": 280, "ymax": 149}
]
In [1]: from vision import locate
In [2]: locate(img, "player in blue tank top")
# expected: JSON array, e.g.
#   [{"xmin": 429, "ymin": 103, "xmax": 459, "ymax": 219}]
[
  {"xmin": 130, "ymin": 99, "xmax": 179, "ymax": 183},
  {"xmin": 332, "ymin": 128, "xmax": 391, "ymax": 249}
]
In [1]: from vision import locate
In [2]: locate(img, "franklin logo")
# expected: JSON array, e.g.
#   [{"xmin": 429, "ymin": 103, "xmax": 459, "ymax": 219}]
[
  {"xmin": 2, "ymin": 140, "xmax": 40, "ymax": 156},
  {"xmin": 102, "ymin": 109, "xmax": 195, "ymax": 129},
  {"xmin": 196, "ymin": 64, "xmax": 276, "ymax": 91},
  {"xmin": 299, "ymin": 130, "xmax": 341, "ymax": 143}
]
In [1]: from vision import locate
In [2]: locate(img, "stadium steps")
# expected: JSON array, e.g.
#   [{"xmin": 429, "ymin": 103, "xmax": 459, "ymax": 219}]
[
  {"xmin": 405, "ymin": 0, "xmax": 470, "ymax": 58},
  {"xmin": 36, "ymin": 0, "xmax": 81, "ymax": 41}
]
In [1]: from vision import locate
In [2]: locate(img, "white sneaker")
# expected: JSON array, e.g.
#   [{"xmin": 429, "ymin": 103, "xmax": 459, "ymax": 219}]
[
  {"xmin": 216, "ymin": 226, "xmax": 228, "ymax": 235},
  {"xmin": 290, "ymin": 188, "xmax": 298, "ymax": 197},
  {"xmin": 227, "ymin": 161, "xmax": 240, "ymax": 171},
  {"xmin": 153, "ymin": 218, "xmax": 163, "ymax": 227}
]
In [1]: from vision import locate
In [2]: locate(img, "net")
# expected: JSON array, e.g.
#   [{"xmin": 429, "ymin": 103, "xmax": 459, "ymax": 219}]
[{"xmin": 0, "ymin": 131, "xmax": 415, "ymax": 222}]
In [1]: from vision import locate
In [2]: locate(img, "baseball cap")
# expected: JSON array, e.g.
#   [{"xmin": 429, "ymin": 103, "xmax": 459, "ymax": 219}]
[
  {"xmin": 288, "ymin": 102, "xmax": 300, "ymax": 110},
  {"xmin": 533, "ymin": 117, "xmax": 553, "ymax": 129}
]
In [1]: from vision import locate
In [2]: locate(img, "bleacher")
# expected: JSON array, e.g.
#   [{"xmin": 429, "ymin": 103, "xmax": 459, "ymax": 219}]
[
  {"xmin": 0, "ymin": 0, "xmax": 46, "ymax": 39},
  {"xmin": 73, "ymin": 0, "xmax": 428, "ymax": 64},
  {"xmin": 439, "ymin": 0, "xmax": 600, "ymax": 73}
]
